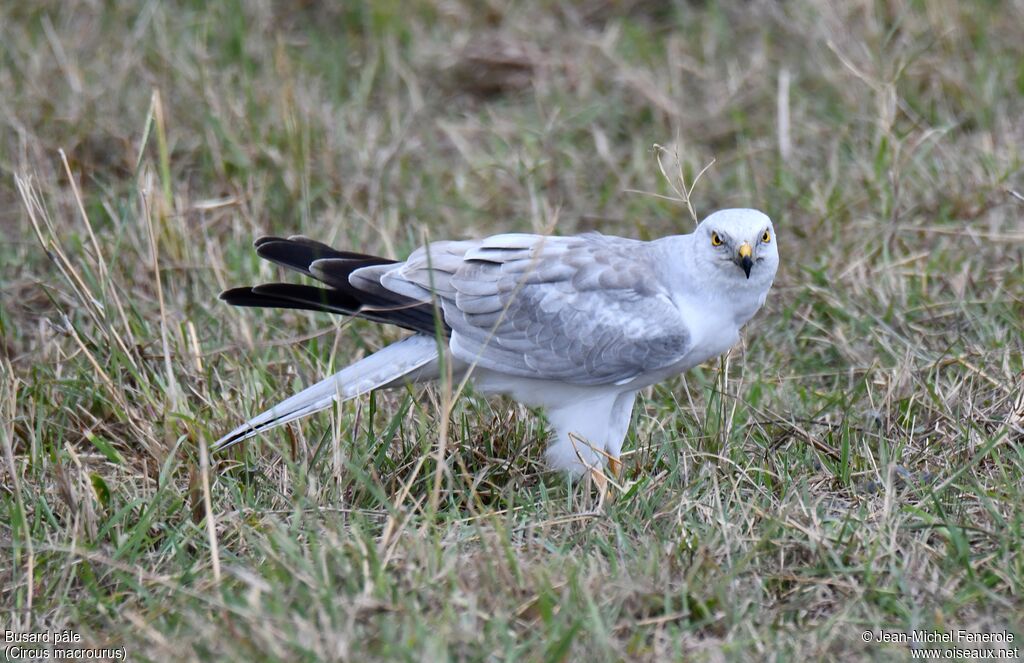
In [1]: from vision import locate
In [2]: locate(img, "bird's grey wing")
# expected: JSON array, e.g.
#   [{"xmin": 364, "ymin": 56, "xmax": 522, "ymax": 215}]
[{"xmin": 378, "ymin": 233, "xmax": 692, "ymax": 385}]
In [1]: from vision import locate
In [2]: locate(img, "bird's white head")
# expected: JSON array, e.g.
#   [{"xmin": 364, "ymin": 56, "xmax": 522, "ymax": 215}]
[{"xmin": 694, "ymin": 208, "xmax": 779, "ymax": 287}]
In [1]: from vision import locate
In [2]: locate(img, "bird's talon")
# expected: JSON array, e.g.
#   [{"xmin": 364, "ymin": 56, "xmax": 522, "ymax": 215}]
[{"xmin": 590, "ymin": 467, "xmax": 609, "ymax": 508}]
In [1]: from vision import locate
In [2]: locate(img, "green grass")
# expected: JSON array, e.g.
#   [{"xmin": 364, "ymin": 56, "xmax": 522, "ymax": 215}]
[{"xmin": 2, "ymin": 1, "xmax": 1023, "ymax": 660}]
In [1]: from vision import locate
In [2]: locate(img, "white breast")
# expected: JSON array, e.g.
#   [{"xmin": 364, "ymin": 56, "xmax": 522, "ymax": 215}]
[{"xmin": 674, "ymin": 292, "xmax": 743, "ymax": 368}]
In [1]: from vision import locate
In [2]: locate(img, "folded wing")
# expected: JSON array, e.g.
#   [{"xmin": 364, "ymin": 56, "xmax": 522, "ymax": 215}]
[
  {"xmin": 223, "ymin": 233, "xmax": 693, "ymax": 387},
  {"xmin": 362, "ymin": 233, "xmax": 692, "ymax": 386}
]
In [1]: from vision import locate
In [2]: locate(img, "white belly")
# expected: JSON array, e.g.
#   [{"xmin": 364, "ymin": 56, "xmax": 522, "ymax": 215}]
[{"xmin": 471, "ymin": 369, "xmax": 618, "ymax": 408}]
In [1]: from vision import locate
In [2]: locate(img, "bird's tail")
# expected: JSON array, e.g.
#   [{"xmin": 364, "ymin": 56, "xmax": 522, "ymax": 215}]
[{"xmin": 213, "ymin": 334, "xmax": 440, "ymax": 452}]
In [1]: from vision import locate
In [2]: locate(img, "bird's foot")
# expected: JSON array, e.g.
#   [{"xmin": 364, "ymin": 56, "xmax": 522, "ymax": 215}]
[{"xmin": 589, "ymin": 457, "xmax": 623, "ymax": 509}]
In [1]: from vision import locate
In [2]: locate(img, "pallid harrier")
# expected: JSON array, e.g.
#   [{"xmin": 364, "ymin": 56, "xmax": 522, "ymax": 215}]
[{"xmin": 215, "ymin": 209, "xmax": 779, "ymax": 492}]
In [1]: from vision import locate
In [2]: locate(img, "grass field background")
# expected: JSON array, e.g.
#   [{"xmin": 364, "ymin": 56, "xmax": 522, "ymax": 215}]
[{"xmin": 2, "ymin": 1, "xmax": 1022, "ymax": 660}]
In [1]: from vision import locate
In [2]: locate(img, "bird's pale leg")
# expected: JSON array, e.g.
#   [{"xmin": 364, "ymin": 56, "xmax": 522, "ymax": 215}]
[
  {"xmin": 546, "ymin": 392, "xmax": 637, "ymax": 507},
  {"xmin": 561, "ymin": 430, "xmax": 609, "ymax": 505},
  {"xmin": 587, "ymin": 392, "xmax": 637, "ymax": 506},
  {"xmin": 602, "ymin": 391, "xmax": 637, "ymax": 485},
  {"xmin": 546, "ymin": 397, "xmax": 614, "ymax": 476},
  {"xmin": 590, "ymin": 465, "xmax": 610, "ymax": 508},
  {"xmin": 589, "ymin": 457, "xmax": 616, "ymax": 508}
]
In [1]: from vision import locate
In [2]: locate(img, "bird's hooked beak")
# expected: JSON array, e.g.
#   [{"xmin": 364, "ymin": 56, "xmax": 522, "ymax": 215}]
[{"xmin": 736, "ymin": 242, "xmax": 753, "ymax": 279}]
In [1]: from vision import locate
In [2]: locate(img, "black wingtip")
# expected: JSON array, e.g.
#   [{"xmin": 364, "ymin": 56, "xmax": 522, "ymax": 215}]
[
  {"xmin": 222, "ymin": 236, "xmax": 444, "ymax": 333},
  {"xmin": 219, "ymin": 285, "xmax": 311, "ymax": 310},
  {"xmin": 219, "ymin": 286, "xmax": 291, "ymax": 309},
  {"xmin": 253, "ymin": 236, "xmax": 283, "ymax": 248},
  {"xmin": 220, "ymin": 286, "xmax": 254, "ymax": 302}
]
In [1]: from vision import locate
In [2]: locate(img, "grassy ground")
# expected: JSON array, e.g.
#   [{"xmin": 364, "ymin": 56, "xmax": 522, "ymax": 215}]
[{"xmin": 2, "ymin": 1, "xmax": 1023, "ymax": 660}]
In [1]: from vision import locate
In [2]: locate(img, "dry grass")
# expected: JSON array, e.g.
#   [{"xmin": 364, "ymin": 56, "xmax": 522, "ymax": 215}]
[{"xmin": 1, "ymin": 1, "xmax": 1022, "ymax": 660}]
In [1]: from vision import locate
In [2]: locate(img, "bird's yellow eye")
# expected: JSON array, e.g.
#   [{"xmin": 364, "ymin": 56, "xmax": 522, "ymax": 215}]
[
  {"xmin": 710, "ymin": 232, "xmax": 723, "ymax": 247},
  {"xmin": 761, "ymin": 230, "xmax": 771, "ymax": 243}
]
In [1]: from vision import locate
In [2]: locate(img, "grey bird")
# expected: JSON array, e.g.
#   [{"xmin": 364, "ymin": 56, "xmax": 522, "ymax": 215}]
[{"xmin": 215, "ymin": 209, "xmax": 779, "ymax": 488}]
